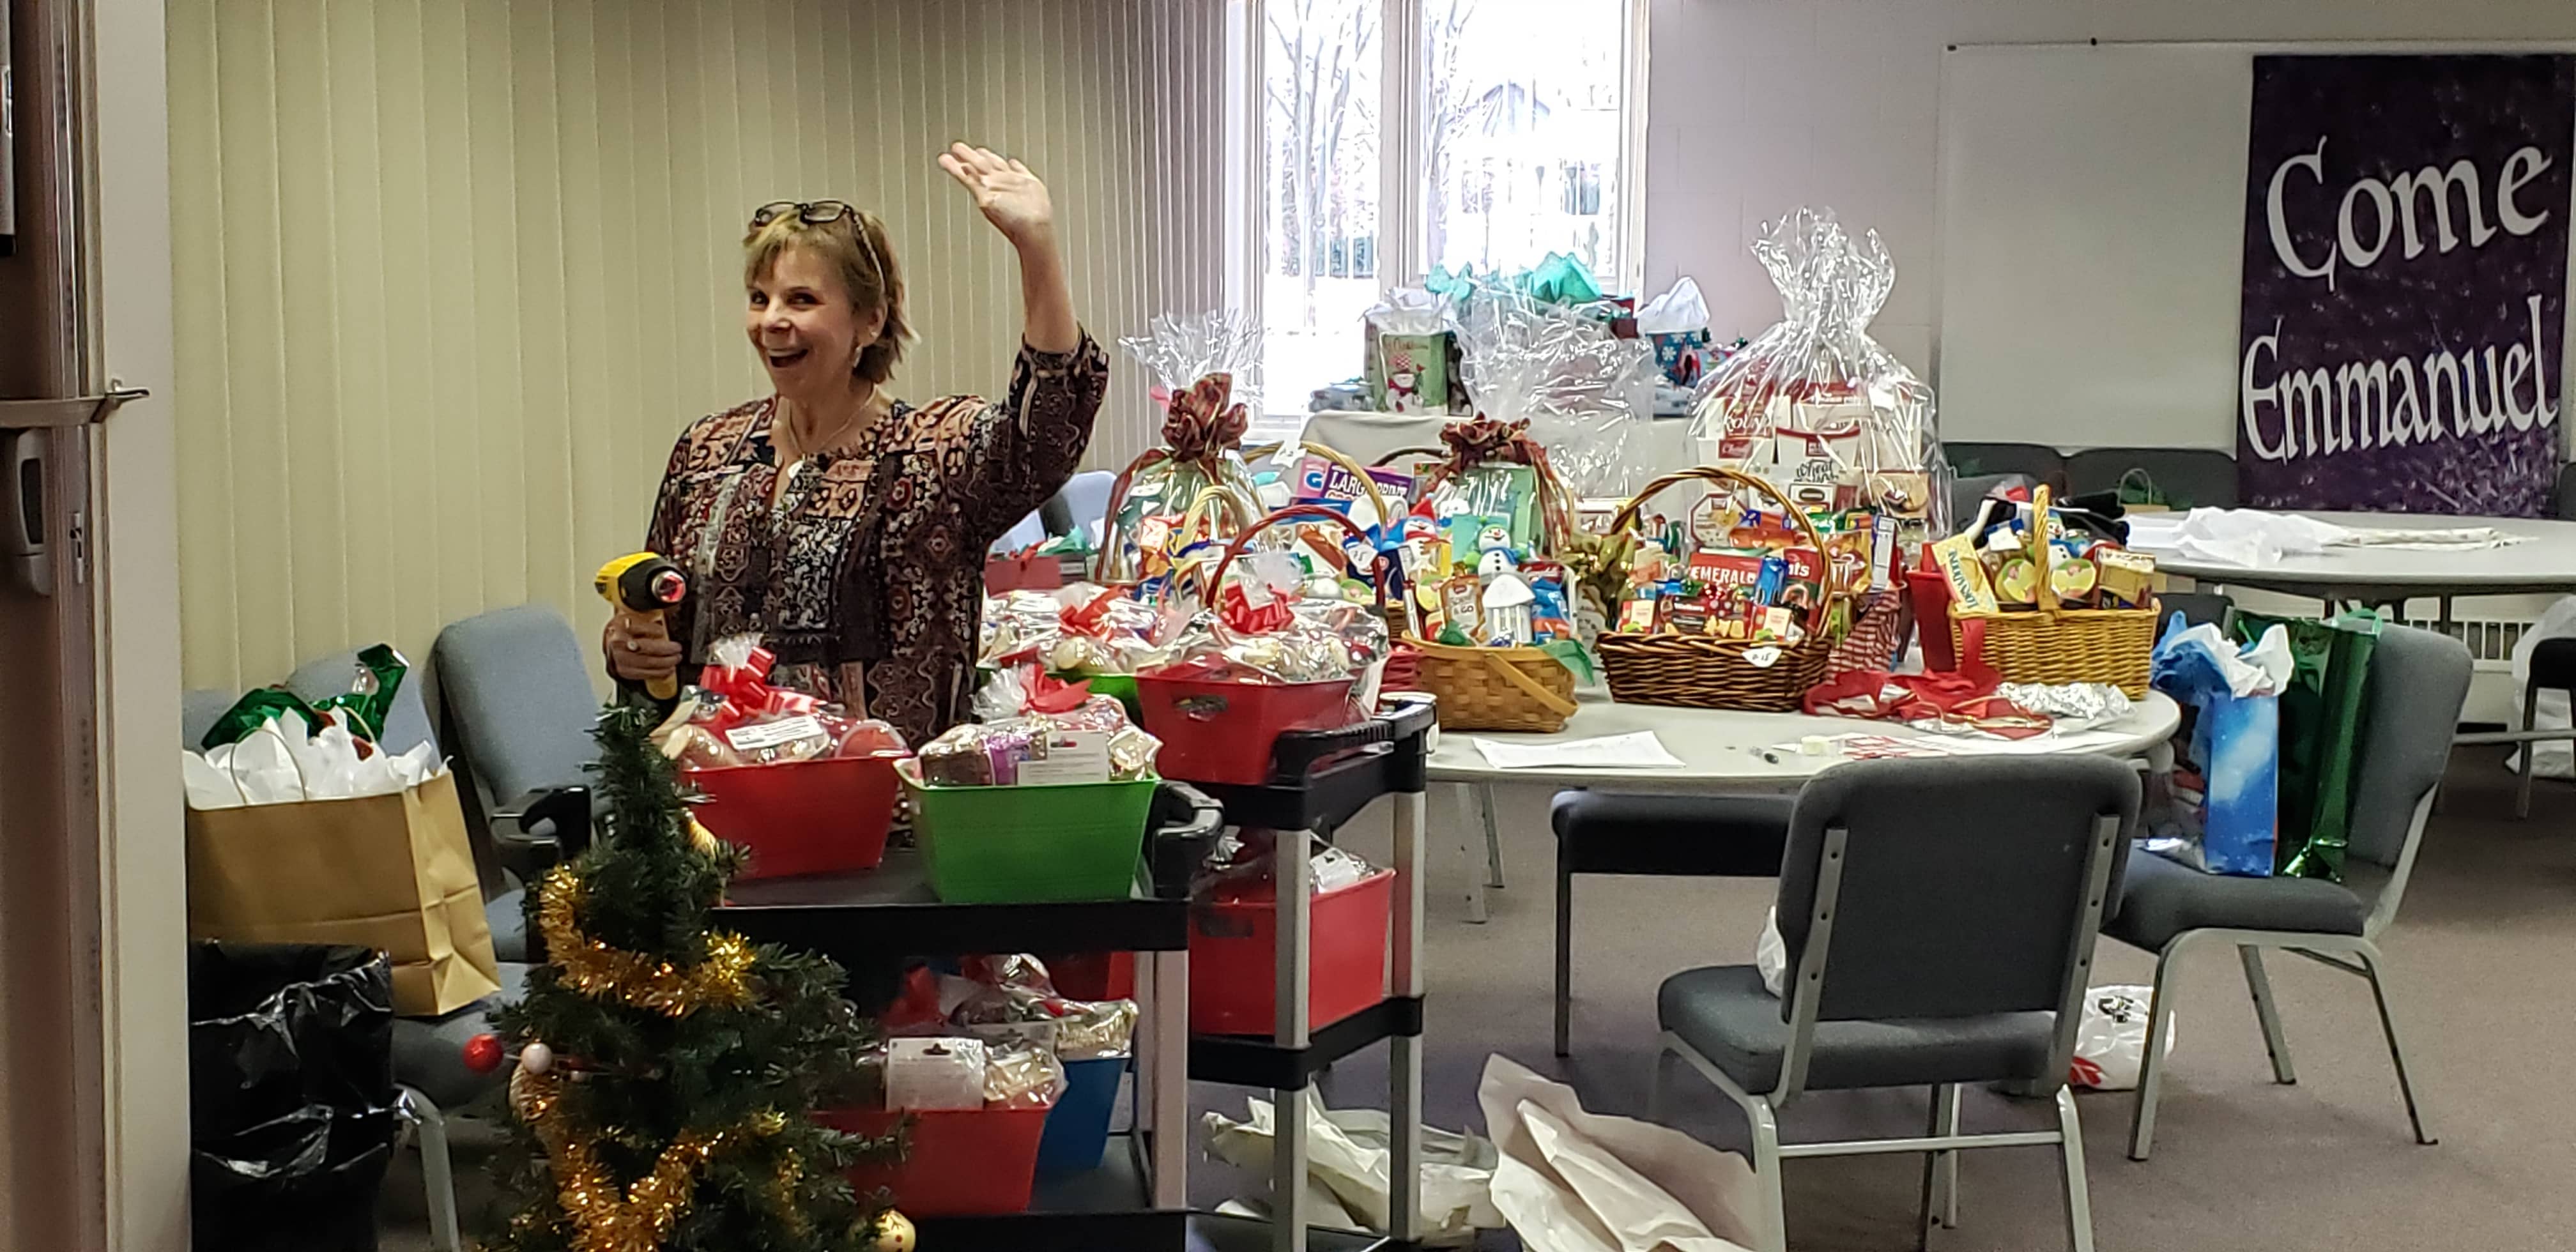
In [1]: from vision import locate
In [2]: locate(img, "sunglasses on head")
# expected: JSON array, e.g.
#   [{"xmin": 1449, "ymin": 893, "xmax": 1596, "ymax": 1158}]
[{"xmin": 750, "ymin": 200, "xmax": 857, "ymax": 229}]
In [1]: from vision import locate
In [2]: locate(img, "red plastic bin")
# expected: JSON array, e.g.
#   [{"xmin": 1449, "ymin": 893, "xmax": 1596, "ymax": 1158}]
[
  {"xmin": 1191, "ymin": 868, "xmax": 1395, "ymax": 1037},
  {"xmin": 1135, "ymin": 675, "xmax": 1357, "ymax": 786},
  {"xmin": 816, "ymin": 1104, "xmax": 1048, "ymax": 1216},
  {"xmin": 684, "ymin": 752, "xmax": 905, "ymax": 881}
]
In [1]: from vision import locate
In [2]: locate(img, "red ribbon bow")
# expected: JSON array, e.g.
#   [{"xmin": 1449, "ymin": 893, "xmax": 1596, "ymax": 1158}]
[{"xmin": 1161, "ymin": 372, "xmax": 1251, "ymax": 465}]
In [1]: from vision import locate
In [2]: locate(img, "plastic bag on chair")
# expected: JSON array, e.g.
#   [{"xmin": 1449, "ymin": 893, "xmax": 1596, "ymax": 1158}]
[
  {"xmin": 2510, "ymin": 595, "xmax": 2576, "ymax": 781},
  {"xmin": 1479, "ymin": 1053, "xmax": 1759, "ymax": 1252},
  {"xmin": 1204, "ymin": 1090, "xmax": 1504, "ymax": 1245}
]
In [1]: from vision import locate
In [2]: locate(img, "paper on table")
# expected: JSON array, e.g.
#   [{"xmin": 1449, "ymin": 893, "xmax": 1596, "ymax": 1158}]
[{"xmin": 1474, "ymin": 731, "xmax": 1684, "ymax": 770}]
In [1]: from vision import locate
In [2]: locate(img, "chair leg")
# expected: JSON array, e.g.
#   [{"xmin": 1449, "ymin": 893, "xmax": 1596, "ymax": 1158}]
[
  {"xmin": 1459, "ymin": 785, "xmax": 1490, "ymax": 924},
  {"xmin": 1647, "ymin": 1044, "xmax": 1673, "ymax": 1122},
  {"xmin": 2238, "ymin": 945, "xmax": 2297, "ymax": 1085},
  {"xmin": 1554, "ymin": 840, "xmax": 1574, "ymax": 1058},
  {"xmin": 2055, "ymin": 1087, "xmax": 2097, "ymax": 1252},
  {"xmin": 1917, "ymin": 1083, "xmax": 1961, "ymax": 1248},
  {"xmin": 1480, "ymin": 783, "xmax": 1506, "ymax": 889},
  {"xmin": 2357, "ymin": 945, "xmax": 2437, "ymax": 1146},
  {"xmin": 401, "ymin": 1087, "xmax": 464, "ymax": 1252},
  {"xmin": 1748, "ymin": 1097, "xmax": 1789, "ymax": 1252},
  {"xmin": 2128, "ymin": 936, "xmax": 2191, "ymax": 1161},
  {"xmin": 2517, "ymin": 675, "xmax": 2542, "ymax": 819}
]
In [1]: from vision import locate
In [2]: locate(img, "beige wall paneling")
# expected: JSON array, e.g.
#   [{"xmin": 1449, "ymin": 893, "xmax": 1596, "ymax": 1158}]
[{"xmin": 172, "ymin": 0, "xmax": 1225, "ymax": 692}]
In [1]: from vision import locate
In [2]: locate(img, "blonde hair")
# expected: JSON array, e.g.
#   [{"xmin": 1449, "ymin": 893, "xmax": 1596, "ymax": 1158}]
[{"xmin": 742, "ymin": 208, "xmax": 911, "ymax": 384}]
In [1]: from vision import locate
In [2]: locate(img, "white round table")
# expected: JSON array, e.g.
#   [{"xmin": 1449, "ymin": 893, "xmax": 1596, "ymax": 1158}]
[
  {"xmin": 2147, "ymin": 511, "xmax": 2576, "ymax": 604},
  {"xmin": 1424, "ymin": 688, "xmax": 2182, "ymax": 920},
  {"xmin": 1429, "ymin": 688, "xmax": 2182, "ymax": 792}
]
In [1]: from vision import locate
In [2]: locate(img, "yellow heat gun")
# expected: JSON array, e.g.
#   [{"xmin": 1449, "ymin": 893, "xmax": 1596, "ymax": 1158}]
[{"xmin": 594, "ymin": 551, "xmax": 690, "ymax": 700}]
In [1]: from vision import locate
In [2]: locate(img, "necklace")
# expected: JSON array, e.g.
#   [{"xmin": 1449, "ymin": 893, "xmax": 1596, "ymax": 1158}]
[{"xmin": 774, "ymin": 386, "xmax": 882, "ymax": 464}]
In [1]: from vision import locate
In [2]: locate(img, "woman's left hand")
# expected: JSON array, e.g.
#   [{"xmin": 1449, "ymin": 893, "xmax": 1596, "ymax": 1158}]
[{"xmin": 939, "ymin": 142, "xmax": 1055, "ymax": 249}]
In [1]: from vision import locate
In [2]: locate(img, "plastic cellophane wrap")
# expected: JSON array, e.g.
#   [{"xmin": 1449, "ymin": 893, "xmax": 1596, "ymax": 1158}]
[
  {"xmin": 1685, "ymin": 208, "xmax": 1946, "ymax": 545},
  {"xmin": 1452, "ymin": 283, "xmax": 1657, "ymax": 504},
  {"xmin": 1149, "ymin": 547, "xmax": 1392, "ymax": 687},
  {"xmin": 1105, "ymin": 312, "xmax": 1269, "ymax": 585},
  {"xmin": 979, "ymin": 583, "xmax": 1168, "ymax": 676}
]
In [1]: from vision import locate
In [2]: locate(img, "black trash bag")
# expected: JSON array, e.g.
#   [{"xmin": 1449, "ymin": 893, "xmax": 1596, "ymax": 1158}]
[{"xmin": 190, "ymin": 942, "xmax": 399, "ymax": 1252}]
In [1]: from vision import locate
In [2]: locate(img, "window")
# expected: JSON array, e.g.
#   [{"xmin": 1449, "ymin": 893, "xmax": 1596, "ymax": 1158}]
[{"xmin": 1248, "ymin": 0, "xmax": 1645, "ymax": 429}]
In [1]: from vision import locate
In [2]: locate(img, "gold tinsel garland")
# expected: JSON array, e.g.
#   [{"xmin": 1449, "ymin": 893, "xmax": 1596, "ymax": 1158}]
[
  {"xmin": 511, "ymin": 1066, "xmax": 790, "ymax": 1252},
  {"xmin": 536, "ymin": 866, "xmax": 757, "ymax": 1016}
]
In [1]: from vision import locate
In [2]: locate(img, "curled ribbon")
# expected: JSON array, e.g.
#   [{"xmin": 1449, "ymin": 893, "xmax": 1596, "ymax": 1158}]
[{"xmin": 1160, "ymin": 372, "xmax": 1251, "ymax": 466}]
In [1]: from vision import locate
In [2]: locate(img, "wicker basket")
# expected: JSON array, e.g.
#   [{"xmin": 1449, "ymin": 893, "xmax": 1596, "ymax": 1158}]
[
  {"xmin": 1947, "ymin": 485, "xmax": 2159, "ymax": 696},
  {"xmin": 1406, "ymin": 636, "xmax": 1579, "ymax": 731},
  {"xmin": 1592, "ymin": 467, "xmax": 1845, "ymax": 712}
]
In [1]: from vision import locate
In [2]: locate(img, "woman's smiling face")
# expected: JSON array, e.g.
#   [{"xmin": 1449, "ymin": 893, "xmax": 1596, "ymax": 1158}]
[{"xmin": 746, "ymin": 244, "xmax": 886, "ymax": 392}]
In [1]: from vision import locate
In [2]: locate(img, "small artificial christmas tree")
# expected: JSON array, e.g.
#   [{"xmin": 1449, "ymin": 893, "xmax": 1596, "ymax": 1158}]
[{"xmin": 484, "ymin": 703, "xmax": 904, "ymax": 1252}]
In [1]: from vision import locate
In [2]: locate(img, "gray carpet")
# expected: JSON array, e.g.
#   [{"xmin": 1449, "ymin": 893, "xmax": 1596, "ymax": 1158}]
[{"xmin": 383, "ymin": 749, "xmax": 2576, "ymax": 1250}]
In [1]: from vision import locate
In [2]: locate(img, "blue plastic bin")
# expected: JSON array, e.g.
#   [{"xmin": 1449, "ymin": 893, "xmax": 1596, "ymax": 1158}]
[{"xmin": 1036, "ymin": 1056, "xmax": 1126, "ymax": 1177}]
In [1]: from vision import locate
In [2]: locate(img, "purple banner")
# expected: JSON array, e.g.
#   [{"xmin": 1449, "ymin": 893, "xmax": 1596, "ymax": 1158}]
[{"xmin": 2237, "ymin": 54, "xmax": 2573, "ymax": 516}]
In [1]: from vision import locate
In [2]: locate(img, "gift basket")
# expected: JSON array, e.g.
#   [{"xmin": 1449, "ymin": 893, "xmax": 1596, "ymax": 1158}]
[
  {"xmin": 1590, "ymin": 468, "xmax": 1853, "ymax": 712},
  {"xmin": 652, "ymin": 636, "xmax": 912, "ymax": 880},
  {"xmin": 1100, "ymin": 312, "xmax": 1269, "ymax": 586},
  {"xmin": 824, "ymin": 954, "xmax": 1139, "ymax": 1214},
  {"xmin": 1687, "ymin": 208, "xmax": 1943, "ymax": 674},
  {"xmin": 978, "ymin": 583, "xmax": 1168, "ymax": 719},
  {"xmin": 1938, "ymin": 485, "xmax": 2161, "ymax": 696},
  {"xmin": 1134, "ymin": 505, "xmax": 1392, "ymax": 786},
  {"xmin": 903, "ymin": 668, "xmax": 1165, "ymax": 903},
  {"xmin": 1378, "ymin": 499, "xmax": 1586, "ymax": 733}
]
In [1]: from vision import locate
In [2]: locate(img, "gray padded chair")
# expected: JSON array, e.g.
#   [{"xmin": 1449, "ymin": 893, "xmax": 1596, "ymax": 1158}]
[
  {"xmin": 2106, "ymin": 623, "xmax": 2469, "ymax": 1161},
  {"xmin": 1942, "ymin": 442, "xmax": 2066, "ymax": 491},
  {"xmin": 1549, "ymin": 791, "xmax": 1797, "ymax": 1055},
  {"xmin": 1042, "ymin": 468, "xmax": 1117, "ymax": 547},
  {"xmin": 432, "ymin": 604, "xmax": 602, "ymax": 872},
  {"xmin": 2064, "ymin": 448, "xmax": 2238, "ymax": 509},
  {"xmin": 1651, "ymin": 756, "xmax": 2138, "ymax": 1252}
]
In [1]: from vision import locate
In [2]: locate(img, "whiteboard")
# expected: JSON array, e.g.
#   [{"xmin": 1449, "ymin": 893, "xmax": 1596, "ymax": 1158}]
[{"xmin": 1933, "ymin": 40, "xmax": 2576, "ymax": 453}]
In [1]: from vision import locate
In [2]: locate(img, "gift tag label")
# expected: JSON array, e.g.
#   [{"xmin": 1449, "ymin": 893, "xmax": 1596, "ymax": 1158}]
[
  {"xmin": 1744, "ymin": 646, "xmax": 1783, "ymax": 669},
  {"xmin": 724, "ymin": 714, "xmax": 825, "ymax": 751},
  {"xmin": 1016, "ymin": 729, "xmax": 1113, "ymax": 786}
]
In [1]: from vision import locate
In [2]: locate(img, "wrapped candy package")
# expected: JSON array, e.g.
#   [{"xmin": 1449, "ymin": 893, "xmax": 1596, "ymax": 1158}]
[
  {"xmin": 1687, "ymin": 208, "xmax": 1944, "ymax": 544},
  {"xmin": 651, "ymin": 634, "xmax": 908, "ymax": 770},
  {"xmin": 920, "ymin": 669, "xmax": 1163, "ymax": 787},
  {"xmin": 1103, "ymin": 312, "xmax": 1269, "ymax": 584}
]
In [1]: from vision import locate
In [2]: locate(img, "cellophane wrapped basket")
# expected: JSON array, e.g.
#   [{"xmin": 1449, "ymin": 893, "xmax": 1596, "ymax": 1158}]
[
  {"xmin": 1687, "ymin": 208, "xmax": 1947, "ymax": 549},
  {"xmin": 1101, "ymin": 312, "xmax": 1268, "ymax": 585}
]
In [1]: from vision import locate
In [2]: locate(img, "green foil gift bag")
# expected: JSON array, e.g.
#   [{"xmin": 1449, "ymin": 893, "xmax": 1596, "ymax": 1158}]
[{"xmin": 2232, "ymin": 608, "xmax": 2380, "ymax": 881}]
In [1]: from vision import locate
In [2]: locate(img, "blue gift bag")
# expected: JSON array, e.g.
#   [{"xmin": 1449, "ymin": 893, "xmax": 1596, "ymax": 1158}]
[{"xmin": 2150, "ymin": 614, "xmax": 2285, "ymax": 876}]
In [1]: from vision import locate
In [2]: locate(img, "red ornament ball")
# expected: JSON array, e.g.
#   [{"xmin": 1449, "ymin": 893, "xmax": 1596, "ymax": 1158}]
[{"xmin": 462, "ymin": 1033, "xmax": 505, "ymax": 1073}]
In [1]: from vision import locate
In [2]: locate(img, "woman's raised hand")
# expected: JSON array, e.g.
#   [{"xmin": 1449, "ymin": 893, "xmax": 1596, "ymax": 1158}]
[{"xmin": 939, "ymin": 142, "xmax": 1055, "ymax": 250}]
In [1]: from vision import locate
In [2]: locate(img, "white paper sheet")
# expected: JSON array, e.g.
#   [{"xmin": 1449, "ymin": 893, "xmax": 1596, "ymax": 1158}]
[{"xmin": 1473, "ymin": 731, "xmax": 1685, "ymax": 771}]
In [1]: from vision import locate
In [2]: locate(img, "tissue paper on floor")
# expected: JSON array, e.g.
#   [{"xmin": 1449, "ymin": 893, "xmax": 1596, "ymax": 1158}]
[{"xmin": 1478, "ymin": 1053, "xmax": 1758, "ymax": 1252}]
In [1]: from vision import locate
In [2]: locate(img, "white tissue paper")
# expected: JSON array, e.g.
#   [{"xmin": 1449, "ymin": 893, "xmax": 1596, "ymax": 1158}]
[
  {"xmin": 1205, "ymin": 1090, "xmax": 1504, "ymax": 1244},
  {"xmin": 1478, "ymin": 1054, "xmax": 1759, "ymax": 1252},
  {"xmin": 182, "ymin": 714, "xmax": 446, "ymax": 810},
  {"xmin": 1634, "ymin": 277, "xmax": 1710, "ymax": 337},
  {"xmin": 2161, "ymin": 622, "xmax": 2292, "ymax": 698}
]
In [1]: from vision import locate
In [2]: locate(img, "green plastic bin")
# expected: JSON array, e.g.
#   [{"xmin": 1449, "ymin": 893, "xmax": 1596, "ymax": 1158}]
[{"xmin": 901, "ymin": 761, "xmax": 1157, "ymax": 903}]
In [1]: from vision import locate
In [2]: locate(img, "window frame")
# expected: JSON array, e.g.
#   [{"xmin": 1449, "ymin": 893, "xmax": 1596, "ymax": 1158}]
[{"xmin": 1227, "ymin": 0, "xmax": 1651, "ymax": 424}]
